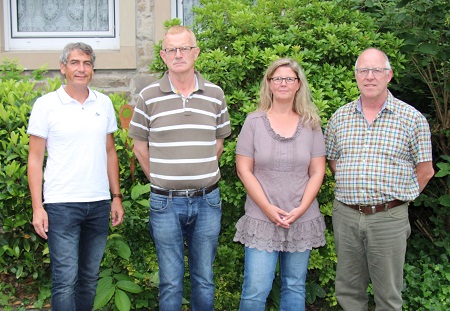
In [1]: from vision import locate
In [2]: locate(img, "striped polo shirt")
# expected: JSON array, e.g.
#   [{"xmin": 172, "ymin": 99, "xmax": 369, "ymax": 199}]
[
  {"xmin": 324, "ymin": 91, "xmax": 432, "ymax": 205},
  {"xmin": 129, "ymin": 71, "xmax": 231, "ymax": 190}
]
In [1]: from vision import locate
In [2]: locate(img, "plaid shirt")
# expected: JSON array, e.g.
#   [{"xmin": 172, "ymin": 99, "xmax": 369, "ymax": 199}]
[{"xmin": 325, "ymin": 91, "xmax": 432, "ymax": 205}]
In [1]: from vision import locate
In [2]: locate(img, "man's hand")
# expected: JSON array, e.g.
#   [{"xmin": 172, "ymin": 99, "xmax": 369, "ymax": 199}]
[
  {"xmin": 32, "ymin": 206, "xmax": 48, "ymax": 239},
  {"xmin": 111, "ymin": 199, "xmax": 125, "ymax": 227}
]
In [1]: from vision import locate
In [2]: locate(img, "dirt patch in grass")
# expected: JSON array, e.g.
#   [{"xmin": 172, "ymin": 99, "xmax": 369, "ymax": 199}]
[{"xmin": 0, "ymin": 273, "xmax": 50, "ymax": 310}]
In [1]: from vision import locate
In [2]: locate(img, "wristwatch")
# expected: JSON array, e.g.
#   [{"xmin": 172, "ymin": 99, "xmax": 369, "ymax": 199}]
[{"xmin": 112, "ymin": 193, "xmax": 123, "ymax": 199}]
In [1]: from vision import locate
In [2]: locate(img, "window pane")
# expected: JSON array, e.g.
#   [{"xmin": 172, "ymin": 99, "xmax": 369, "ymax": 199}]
[
  {"xmin": 183, "ymin": 0, "xmax": 200, "ymax": 26},
  {"xmin": 5, "ymin": 0, "xmax": 119, "ymax": 50},
  {"xmin": 14, "ymin": 0, "xmax": 114, "ymax": 37},
  {"xmin": 171, "ymin": 0, "xmax": 200, "ymax": 26}
]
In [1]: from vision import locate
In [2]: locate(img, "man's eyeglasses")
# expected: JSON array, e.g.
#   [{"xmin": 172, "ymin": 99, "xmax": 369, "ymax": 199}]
[
  {"xmin": 163, "ymin": 46, "xmax": 197, "ymax": 55},
  {"xmin": 270, "ymin": 77, "xmax": 299, "ymax": 84},
  {"xmin": 355, "ymin": 68, "xmax": 390, "ymax": 76}
]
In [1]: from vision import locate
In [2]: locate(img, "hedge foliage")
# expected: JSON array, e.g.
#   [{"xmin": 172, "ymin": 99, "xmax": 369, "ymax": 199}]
[{"xmin": 1, "ymin": 0, "xmax": 449, "ymax": 310}]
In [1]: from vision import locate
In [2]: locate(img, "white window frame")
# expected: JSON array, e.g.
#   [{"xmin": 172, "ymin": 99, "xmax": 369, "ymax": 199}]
[
  {"xmin": 171, "ymin": 0, "xmax": 198, "ymax": 26},
  {"xmin": 171, "ymin": 0, "xmax": 183, "ymax": 22},
  {"xmin": 3, "ymin": 0, "xmax": 120, "ymax": 51}
]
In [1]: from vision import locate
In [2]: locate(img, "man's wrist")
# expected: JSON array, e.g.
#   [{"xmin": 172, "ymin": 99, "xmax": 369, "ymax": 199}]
[{"xmin": 112, "ymin": 193, "xmax": 123, "ymax": 200}]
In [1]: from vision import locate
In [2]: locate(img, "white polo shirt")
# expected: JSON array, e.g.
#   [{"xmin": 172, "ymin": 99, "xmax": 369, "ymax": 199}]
[{"xmin": 27, "ymin": 86, "xmax": 118, "ymax": 203}]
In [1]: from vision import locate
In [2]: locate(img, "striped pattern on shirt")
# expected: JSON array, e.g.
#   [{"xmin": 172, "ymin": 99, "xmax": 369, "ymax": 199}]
[
  {"xmin": 324, "ymin": 91, "xmax": 432, "ymax": 205},
  {"xmin": 129, "ymin": 71, "xmax": 231, "ymax": 190}
]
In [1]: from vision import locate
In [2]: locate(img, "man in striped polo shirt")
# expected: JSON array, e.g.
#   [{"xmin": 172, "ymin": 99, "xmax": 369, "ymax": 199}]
[
  {"xmin": 325, "ymin": 48, "xmax": 434, "ymax": 310},
  {"xmin": 129, "ymin": 25, "xmax": 231, "ymax": 311}
]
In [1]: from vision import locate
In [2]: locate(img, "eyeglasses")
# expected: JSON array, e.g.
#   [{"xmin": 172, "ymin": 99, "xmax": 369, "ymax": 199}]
[
  {"xmin": 270, "ymin": 77, "xmax": 299, "ymax": 84},
  {"xmin": 163, "ymin": 46, "xmax": 197, "ymax": 55},
  {"xmin": 355, "ymin": 68, "xmax": 390, "ymax": 76}
]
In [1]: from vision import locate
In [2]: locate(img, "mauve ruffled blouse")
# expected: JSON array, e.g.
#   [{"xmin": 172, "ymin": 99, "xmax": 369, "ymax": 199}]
[{"xmin": 234, "ymin": 111, "xmax": 326, "ymax": 252}]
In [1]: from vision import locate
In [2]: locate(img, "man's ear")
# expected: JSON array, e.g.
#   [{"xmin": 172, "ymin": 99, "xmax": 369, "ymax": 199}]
[{"xmin": 60, "ymin": 63, "xmax": 66, "ymax": 75}]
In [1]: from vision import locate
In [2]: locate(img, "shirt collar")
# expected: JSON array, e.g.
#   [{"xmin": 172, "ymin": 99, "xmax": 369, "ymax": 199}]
[
  {"xmin": 353, "ymin": 90, "xmax": 395, "ymax": 114},
  {"xmin": 159, "ymin": 70, "xmax": 206, "ymax": 94},
  {"xmin": 56, "ymin": 85, "xmax": 97, "ymax": 104},
  {"xmin": 169, "ymin": 74, "xmax": 199, "ymax": 96}
]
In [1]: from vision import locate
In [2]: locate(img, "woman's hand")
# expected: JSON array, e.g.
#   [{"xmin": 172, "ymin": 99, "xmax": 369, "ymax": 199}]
[{"xmin": 264, "ymin": 204, "xmax": 290, "ymax": 229}]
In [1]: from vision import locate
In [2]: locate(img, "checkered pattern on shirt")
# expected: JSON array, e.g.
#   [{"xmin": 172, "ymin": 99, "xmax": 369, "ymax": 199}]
[{"xmin": 324, "ymin": 91, "xmax": 432, "ymax": 205}]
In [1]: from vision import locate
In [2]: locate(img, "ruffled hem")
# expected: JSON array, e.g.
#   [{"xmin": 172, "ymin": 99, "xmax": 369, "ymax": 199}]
[{"xmin": 233, "ymin": 215, "xmax": 326, "ymax": 252}]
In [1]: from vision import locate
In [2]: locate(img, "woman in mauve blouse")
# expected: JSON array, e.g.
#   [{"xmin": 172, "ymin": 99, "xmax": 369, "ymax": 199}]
[{"xmin": 234, "ymin": 58, "xmax": 326, "ymax": 311}]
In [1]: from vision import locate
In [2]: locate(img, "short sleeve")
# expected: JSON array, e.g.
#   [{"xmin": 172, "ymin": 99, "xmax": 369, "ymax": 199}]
[
  {"xmin": 410, "ymin": 113, "xmax": 433, "ymax": 165},
  {"xmin": 311, "ymin": 127, "xmax": 326, "ymax": 158},
  {"xmin": 27, "ymin": 97, "xmax": 50, "ymax": 139},
  {"xmin": 324, "ymin": 116, "xmax": 339, "ymax": 160},
  {"xmin": 235, "ymin": 115, "xmax": 255, "ymax": 159}
]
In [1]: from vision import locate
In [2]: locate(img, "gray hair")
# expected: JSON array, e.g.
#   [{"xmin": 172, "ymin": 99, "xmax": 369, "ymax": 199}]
[{"xmin": 60, "ymin": 42, "xmax": 96, "ymax": 66}]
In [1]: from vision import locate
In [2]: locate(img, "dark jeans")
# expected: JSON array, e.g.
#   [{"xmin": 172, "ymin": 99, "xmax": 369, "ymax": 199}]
[
  {"xmin": 149, "ymin": 187, "xmax": 222, "ymax": 311},
  {"xmin": 45, "ymin": 200, "xmax": 110, "ymax": 311}
]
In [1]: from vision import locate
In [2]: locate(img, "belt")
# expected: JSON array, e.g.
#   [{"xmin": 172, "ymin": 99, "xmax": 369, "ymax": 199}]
[
  {"xmin": 150, "ymin": 182, "xmax": 218, "ymax": 197},
  {"xmin": 343, "ymin": 200, "xmax": 406, "ymax": 214}
]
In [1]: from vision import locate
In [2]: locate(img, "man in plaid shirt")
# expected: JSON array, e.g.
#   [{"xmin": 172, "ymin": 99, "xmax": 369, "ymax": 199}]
[{"xmin": 325, "ymin": 48, "xmax": 434, "ymax": 311}]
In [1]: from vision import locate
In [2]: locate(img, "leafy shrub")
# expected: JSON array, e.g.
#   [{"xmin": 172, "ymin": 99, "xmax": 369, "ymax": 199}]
[
  {"xmin": 403, "ymin": 233, "xmax": 450, "ymax": 310},
  {"xmin": 0, "ymin": 61, "xmax": 56, "ymax": 282}
]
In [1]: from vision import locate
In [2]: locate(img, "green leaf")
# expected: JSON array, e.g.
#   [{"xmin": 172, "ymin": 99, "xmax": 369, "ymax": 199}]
[
  {"xmin": 130, "ymin": 183, "xmax": 150, "ymax": 200},
  {"xmin": 115, "ymin": 289, "xmax": 131, "ymax": 311},
  {"xmin": 137, "ymin": 199, "xmax": 150, "ymax": 207},
  {"xmin": 93, "ymin": 278, "xmax": 115, "ymax": 309},
  {"xmin": 114, "ymin": 239, "xmax": 131, "ymax": 260},
  {"xmin": 23, "ymin": 238, "xmax": 30, "ymax": 252},
  {"xmin": 438, "ymin": 194, "xmax": 450, "ymax": 207},
  {"xmin": 114, "ymin": 273, "xmax": 133, "ymax": 281},
  {"xmin": 116, "ymin": 280, "xmax": 143, "ymax": 293},
  {"xmin": 99, "ymin": 269, "xmax": 112, "ymax": 278},
  {"xmin": 417, "ymin": 43, "xmax": 438, "ymax": 55},
  {"xmin": 15, "ymin": 265, "xmax": 23, "ymax": 278}
]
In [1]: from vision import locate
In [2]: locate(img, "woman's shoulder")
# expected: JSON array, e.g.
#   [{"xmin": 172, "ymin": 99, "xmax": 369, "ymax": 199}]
[{"xmin": 245, "ymin": 111, "xmax": 265, "ymax": 121}]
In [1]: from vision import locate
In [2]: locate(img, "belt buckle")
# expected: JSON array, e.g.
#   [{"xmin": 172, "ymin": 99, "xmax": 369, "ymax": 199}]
[
  {"xmin": 358, "ymin": 205, "xmax": 376, "ymax": 214},
  {"xmin": 186, "ymin": 189, "xmax": 199, "ymax": 197},
  {"xmin": 358, "ymin": 205, "xmax": 364, "ymax": 214}
]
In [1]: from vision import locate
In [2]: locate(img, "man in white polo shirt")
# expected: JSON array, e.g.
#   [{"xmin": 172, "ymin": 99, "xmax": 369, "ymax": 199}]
[{"xmin": 27, "ymin": 42, "xmax": 124, "ymax": 311}]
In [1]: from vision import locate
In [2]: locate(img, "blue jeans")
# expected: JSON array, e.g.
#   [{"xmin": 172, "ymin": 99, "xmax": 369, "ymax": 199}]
[
  {"xmin": 332, "ymin": 199, "xmax": 410, "ymax": 311},
  {"xmin": 239, "ymin": 247, "xmax": 311, "ymax": 311},
  {"xmin": 149, "ymin": 187, "xmax": 222, "ymax": 311},
  {"xmin": 45, "ymin": 200, "xmax": 110, "ymax": 311}
]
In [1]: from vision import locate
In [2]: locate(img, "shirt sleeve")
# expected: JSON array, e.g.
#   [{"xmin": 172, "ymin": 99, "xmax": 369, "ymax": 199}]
[
  {"xmin": 410, "ymin": 113, "xmax": 433, "ymax": 165},
  {"xmin": 105, "ymin": 95, "xmax": 118, "ymax": 134},
  {"xmin": 324, "ymin": 115, "xmax": 339, "ymax": 160},
  {"xmin": 128, "ymin": 95, "xmax": 150, "ymax": 141},
  {"xmin": 235, "ymin": 115, "xmax": 255, "ymax": 158},
  {"xmin": 27, "ymin": 97, "xmax": 49, "ymax": 139},
  {"xmin": 216, "ymin": 94, "xmax": 231, "ymax": 139},
  {"xmin": 312, "ymin": 127, "xmax": 326, "ymax": 158}
]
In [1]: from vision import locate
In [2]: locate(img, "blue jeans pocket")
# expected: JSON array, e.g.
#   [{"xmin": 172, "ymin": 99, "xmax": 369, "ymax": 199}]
[
  {"xmin": 150, "ymin": 193, "xmax": 170, "ymax": 212},
  {"xmin": 205, "ymin": 188, "xmax": 221, "ymax": 209}
]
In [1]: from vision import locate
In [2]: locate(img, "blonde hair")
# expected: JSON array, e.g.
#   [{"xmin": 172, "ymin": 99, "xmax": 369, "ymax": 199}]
[
  {"xmin": 258, "ymin": 58, "xmax": 321, "ymax": 129},
  {"xmin": 162, "ymin": 25, "xmax": 197, "ymax": 48}
]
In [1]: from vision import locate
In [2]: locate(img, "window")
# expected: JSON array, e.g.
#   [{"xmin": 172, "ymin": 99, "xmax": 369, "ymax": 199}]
[
  {"xmin": 171, "ymin": 0, "xmax": 200, "ymax": 26},
  {"xmin": 3, "ymin": 0, "xmax": 119, "ymax": 51}
]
